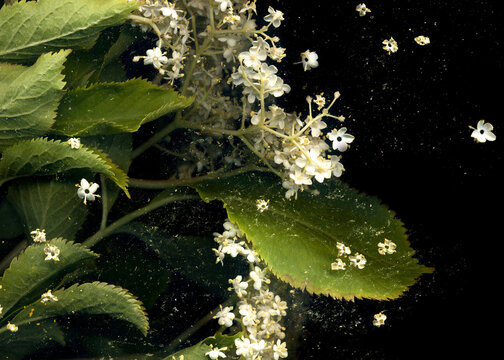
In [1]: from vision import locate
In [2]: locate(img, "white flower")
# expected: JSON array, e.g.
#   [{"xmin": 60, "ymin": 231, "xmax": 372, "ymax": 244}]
[
  {"xmin": 382, "ymin": 37, "xmax": 398, "ymax": 54},
  {"xmin": 349, "ymin": 252, "xmax": 367, "ymax": 269},
  {"xmin": 264, "ymin": 6, "xmax": 284, "ymax": 28},
  {"xmin": 250, "ymin": 266, "xmax": 270, "ymax": 290},
  {"xmin": 41, "ymin": 290, "xmax": 58, "ymax": 303},
  {"xmin": 144, "ymin": 47, "xmax": 169, "ymax": 69},
  {"xmin": 256, "ymin": 199, "xmax": 269, "ymax": 213},
  {"xmin": 76, "ymin": 178, "xmax": 100, "ymax": 205},
  {"xmin": 328, "ymin": 127, "xmax": 355, "ymax": 152},
  {"xmin": 300, "ymin": 50, "xmax": 319, "ymax": 71},
  {"xmin": 44, "ymin": 244, "xmax": 60, "ymax": 262},
  {"xmin": 235, "ymin": 337, "xmax": 253, "ymax": 357},
  {"xmin": 214, "ymin": 305, "xmax": 235, "ymax": 327},
  {"xmin": 470, "ymin": 120, "xmax": 496, "ymax": 143},
  {"xmin": 160, "ymin": 3, "xmax": 179, "ymax": 18},
  {"xmin": 373, "ymin": 312, "xmax": 387, "ymax": 327},
  {"xmin": 314, "ymin": 94, "xmax": 326, "ymax": 110},
  {"xmin": 67, "ymin": 137, "xmax": 81, "ymax": 149},
  {"xmin": 378, "ymin": 239, "xmax": 397, "ymax": 255},
  {"xmin": 229, "ymin": 275, "xmax": 248, "ymax": 298},
  {"xmin": 273, "ymin": 339, "xmax": 288, "ymax": 359},
  {"xmin": 205, "ymin": 345, "xmax": 227, "ymax": 359},
  {"xmin": 414, "ymin": 35, "xmax": 430, "ymax": 46},
  {"xmin": 215, "ymin": 0, "xmax": 232, "ymax": 12},
  {"xmin": 331, "ymin": 258, "xmax": 346, "ymax": 271},
  {"xmin": 336, "ymin": 242, "xmax": 351, "ymax": 257},
  {"xmin": 0, "ymin": 304, "xmax": 3, "ymax": 316},
  {"xmin": 7, "ymin": 323, "xmax": 18, "ymax": 332},
  {"xmin": 289, "ymin": 168, "xmax": 312, "ymax": 186},
  {"xmin": 30, "ymin": 228, "xmax": 46, "ymax": 243},
  {"xmin": 356, "ymin": 3, "xmax": 371, "ymax": 17}
]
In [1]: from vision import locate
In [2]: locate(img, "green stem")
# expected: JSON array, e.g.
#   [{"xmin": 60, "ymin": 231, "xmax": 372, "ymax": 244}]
[
  {"xmin": 131, "ymin": 119, "xmax": 181, "ymax": 159},
  {"xmin": 83, "ymin": 193, "xmax": 199, "ymax": 248},
  {"xmin": 128, "ymin": 165, "xmax": 269, "ymax": 189},
  {"xmin": 99, "ymin": 175, "xmax": 109, "ymax": 230},
  {"xmin": 164, "ymin": 295, "xmax": 237, "ymax": 355}
]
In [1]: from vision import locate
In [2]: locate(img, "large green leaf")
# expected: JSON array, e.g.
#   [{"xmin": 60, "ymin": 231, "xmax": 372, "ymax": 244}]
[
  {"xmin": 7, "ymin": 178, "xmax": 88, "ymax": 240},
  {"xmin": 7, "ymin": 281, "xmax": 149, "ymax": 336},
  {"xmin": 194, "ymin": 172, "xmax": 433, "ymax": 300},
  {"xmin": 0, "ymin": 320, "xmax": 65, "ymax": 359},
  {"xmin": 0, "ymin": 238, "xmax": 97, "ymax": 319},
  {"xmin": 0, "ymin": 50, "xmax": 69, "ymax": 149},
  {"xmin": 51, "ymin": 79, "xmax": 194, "ymax": 136},
  {"xmin": 0, "ymin": 137, "xmax": 129, "ymax": 196},
  {"xmin": 0, "ymin": 0, "xmax": 138, "ymax": 63}
]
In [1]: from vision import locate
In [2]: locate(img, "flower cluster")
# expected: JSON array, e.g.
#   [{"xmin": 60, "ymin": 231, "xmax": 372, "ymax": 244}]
[
  {"xmin": 377, "ymin": 238, "xmax": 397, "ymax": 255},
  {"xmin": 331, "ymin": 241, "xmax": 367, "ymax": 271},
  {"xmin": 132, "ymin": 0, "xmax": 191, "ymax": 83},
  {"xmin": 211, "ymin": 220, "xmax": 288, "ymax": 360},
  {"xmin": 132, "ymin": 2, "xmax": 354, "ymax": 199}
]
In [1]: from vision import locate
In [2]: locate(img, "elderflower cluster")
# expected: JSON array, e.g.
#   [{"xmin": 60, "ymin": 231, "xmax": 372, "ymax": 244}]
[
  {"xmin": 132, "ymin": 0, "xmax": 191, "ymax": 83},
  {"xmin": 131, "ymin": 1, "xmax": 355, "ymax": 199},
  {"xmin": 211, "ymin": 220, "xmax": 288, "ymax": 360},
  {"xmin": 331, "ymin": 241, "xmax": 367, "ymax": 270}
]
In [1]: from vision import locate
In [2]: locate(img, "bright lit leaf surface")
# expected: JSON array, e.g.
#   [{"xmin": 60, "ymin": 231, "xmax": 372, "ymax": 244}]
[{"xmin": 194, "ymin": 172, "xmax": 433, "ymax": 300}]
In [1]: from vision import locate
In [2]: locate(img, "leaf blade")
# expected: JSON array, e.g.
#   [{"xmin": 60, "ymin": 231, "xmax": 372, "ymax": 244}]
[
  {"xmin": 194, "ymin": 172, "xmax": 433, "ymax": 300},
  {"xmin": 0, "ymin": 0, "xmax": 138, "ymax": 63},
  {"xmin": 0, "ymin": 50, "xmax": 69, "ymax": 149},
  {"xmin": 52, "ymin": 79, "xmax": 194, "ymax": 136}
]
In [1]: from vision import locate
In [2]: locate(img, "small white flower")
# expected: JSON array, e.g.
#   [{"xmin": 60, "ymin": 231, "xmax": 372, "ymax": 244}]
[
  {"xmin": 314, "ymin": 93, "xmax": 326, "ymax": 110},
  {"xmin": 470, "ymin": 120, "xmax": 496, "ymax": 143},
  {"xmin": 30, "ymin": 228, "xmax": 46, "ymax": 243},
  {"xmin": 44, "ymin": 244, "xmax": 60, "ymax": 262},
  {"xmin": 67, "ymin": 137, "xmax": 81, "ymax": 149},
  {"xmin": 205, "ymin": 345, "xmax": 227, "ymax": 359},
  {"xmin": 235, "ymin": 336, "xmax": 253, "ymax": 357},
  {"xmin": 378, "ymin": 239, "xmax": 397, "ymax": 255},
  {"xmin": 273, "ymin": 339, "xmax": 288, "ymax": 359},
  {"xmin": 41, "ymin": 290, "xmax": 58, "ymax": 303},
  {"xmin": 328, "ymin": 127, "xmax": 355, "ymax": 152},
  {"xmin": 264, "ymin": 6, "xmax": 284, "ymax": 28},
  {"xmin": 250, "ymin": 266, "xmax": 270, "ymax": 290},
  {"xmin": 414, "ymin": 35, "xmax": 430, "ymax": 46},
  {"xmin": 0, "ymin": 304, "xmax": 3, "ymax": 316},
  {"xmin": 349, "ymin": 253, "xmax": 367, "ymax": 269},
  {"xmin": 256, "ymin": 199, "xmax": 269, "ymax": 213},
  {"xmin": 144, "ymin": 47, "xmax": 169, "ymax": 69},
  {"xmin": 331, "ymin": 258, "xmax": 346, "ymax": 271},
  {"xmin": 215, "ymin": 0, "xmax": 232, "ymax": 12},
  {"xmin": 7, "ymin": 323, "xmax": 18, "ymax": 332},
  {"xmin": 336, "ymin": 242, "xmax": 351, "ymax": 257},
  {"xmin": 300, "ymin": 50, "xmax": 319, "ymax": 71},
  {"xmin": 229, "ymin": 275, "xmax": 248, "ymax": 298},
  {"xmin": 214, "ymin": 305, "xmax": 235, "ymax": 327},
  {"xmin": 382, "ymin": 37, "xmax": 398, "ymax": 54},
  {"xmin": 356, "ymin": 3, "xmax": 371, "ymax": 16},
  {"xmin": 373, "ymin": 312, "xmax": 387, "ymax": 327},
  {"xmin": 76, "ymin": 178, "xmax": 100, "ymax": 205}
]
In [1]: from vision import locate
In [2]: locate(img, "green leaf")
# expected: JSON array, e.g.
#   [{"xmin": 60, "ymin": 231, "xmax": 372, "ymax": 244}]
[
  {"xmin": 0, "ymin": 50, "xmax": 69, "ymax": 149},
  {"xmin": 8, "ymin": 281, "xmax": 149, "ymax": 336},
  {"xmin": 51, "ymin": 79, "xmax": 194, "ymax": 136},
  {"xmin": 165, "ymin": 334, "xmax": 241, "ymax": 360},
  {"xmin": 0, "ymin": 0, "xmax": 138, "ymax": 63},
  {"xmin": 120, "ymin": 222, "xmax": 248, "ymax": 301},
  {"xmin": 0, "ymin": 238, "xmax": 97, "ymax": 319},
  {"xmin": 7, "ymin": 178, "xmax": 88, "ymax": 240},
  {"xmin": 0, "ymin": 199, "xmax": 24, "ymax": 240},
  {"xmin": 193, "ymin": 172, "xmax": 433, "ymax": 300},
  {"xmin": 0, "ymin": 320, "xmax": 65, "ymax": 359},
  {"xmin": 0, "ymin": 137, "xmax": 130, "ymax": 197}
]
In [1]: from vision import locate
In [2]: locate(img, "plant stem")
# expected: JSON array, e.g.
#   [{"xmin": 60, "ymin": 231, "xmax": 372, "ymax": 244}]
[
  {"xmin": 164, "ymin": 295, "xmax": 237, "ymax": 355},
  {"xmin": 83, "ymin": 193, "xmax": 199, "ymax": 248},
  {"xmin": 128, "ymin": 165, "xmax": 269, "ymax": 189}
]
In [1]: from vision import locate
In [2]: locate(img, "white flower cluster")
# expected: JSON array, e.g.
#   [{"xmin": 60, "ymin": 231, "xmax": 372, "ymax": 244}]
[
  {"xmin": 132, "ymin": 0, "xmax": 191, "ymax": 83},
  {"xmin": 212, "ymin": 220, "xmax": 288, "ymax": 360},
  {"xmin": 331, "ymin": 241, "xmax": 367, "ymax": 270},
  {"xmin": 131, "ymin": 2, "xmax": 355, "ymax": 198}
]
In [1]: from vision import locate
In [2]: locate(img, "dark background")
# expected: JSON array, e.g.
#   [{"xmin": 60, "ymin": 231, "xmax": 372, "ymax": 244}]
[{"xmin": 260, "ymin": 0, "xmax": 501, "ymax": 359}]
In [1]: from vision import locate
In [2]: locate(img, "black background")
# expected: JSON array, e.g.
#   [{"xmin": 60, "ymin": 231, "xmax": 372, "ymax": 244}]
[{"xmin": 259, "ymin": 0, "xmax": 501, "ymax": 359}]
